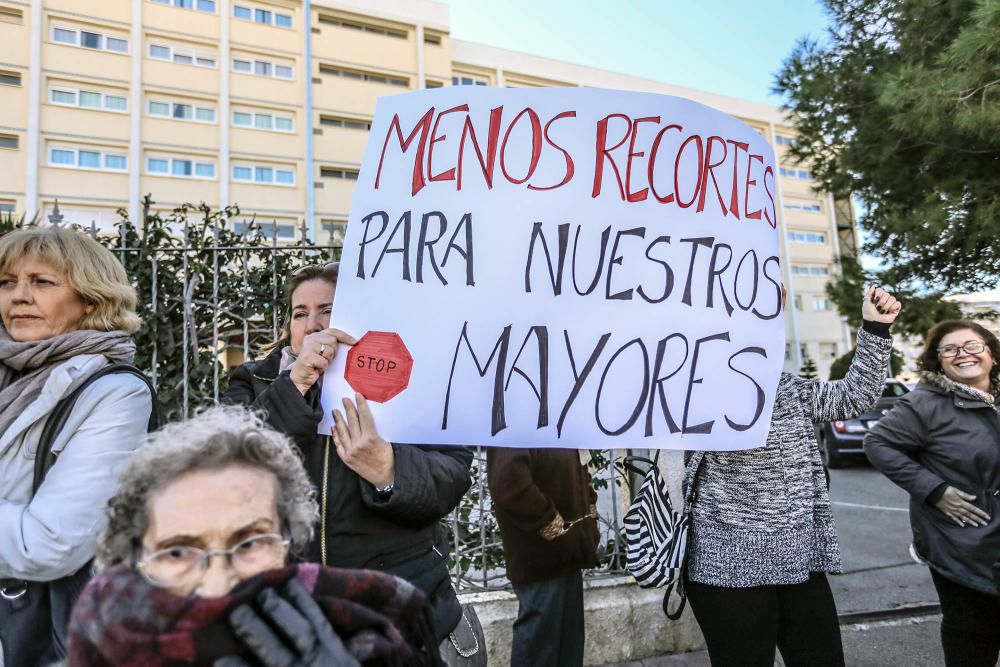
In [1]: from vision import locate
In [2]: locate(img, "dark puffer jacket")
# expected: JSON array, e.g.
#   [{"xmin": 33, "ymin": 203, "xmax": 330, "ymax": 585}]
[
  {"xmin": 865, "ymin": 371, "xmax": 1000, "ymax": 596},
  {"xmin": 223, "ymin": 347, "xmax": 474, "ymax": 639},
  {"xmin": 486, "ymin": 447, "xmax": 600, "ymax": 585}
]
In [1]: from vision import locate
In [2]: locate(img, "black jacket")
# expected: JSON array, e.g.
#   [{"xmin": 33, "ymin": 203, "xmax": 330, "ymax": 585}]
[
  {"xmin": 864, "ymin": 373, "xmax": 1000, "ymax": 596},
  {"xmin": 223, "ymin": 347, "xmax": 474, "ymax": 638},
  {"xmin": 486, "ymin": 448, "xmax": 600, "ymax": 585}
]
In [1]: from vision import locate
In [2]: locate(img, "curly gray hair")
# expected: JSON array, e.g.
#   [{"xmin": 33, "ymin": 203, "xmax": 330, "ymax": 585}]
[{"xmin": 97, "ymin": 405, "xmax": 318, "ymax": 569}]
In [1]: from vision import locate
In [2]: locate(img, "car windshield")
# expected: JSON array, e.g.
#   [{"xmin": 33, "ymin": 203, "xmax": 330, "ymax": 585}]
[{"xmin": 882, "ymin": 382, "xmax": 909, "ymax": 397}]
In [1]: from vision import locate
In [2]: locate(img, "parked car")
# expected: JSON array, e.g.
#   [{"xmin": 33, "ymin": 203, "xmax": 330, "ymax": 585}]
[{"xmin": 815, "ymin": 379, "xmax": 910, "ymax": 468}]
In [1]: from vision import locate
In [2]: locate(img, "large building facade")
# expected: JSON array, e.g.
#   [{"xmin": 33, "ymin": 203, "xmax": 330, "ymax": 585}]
[{"xmin": 0, "ymin": 0, "xmax": 856, "ymax": 377}]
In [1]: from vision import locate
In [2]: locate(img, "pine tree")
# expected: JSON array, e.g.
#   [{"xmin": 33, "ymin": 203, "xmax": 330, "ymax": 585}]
[
  {"xmin": 775, "ymin": 0, "xmax": 1000, "ymax": 292},
  {"xmin": 800, "ymin": 353, "xmax": 820, "ymax": 380}
]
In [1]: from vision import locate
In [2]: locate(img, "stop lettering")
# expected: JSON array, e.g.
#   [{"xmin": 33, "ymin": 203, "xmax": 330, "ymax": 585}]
[{"xmin": 345, "ymin": 331, "xmax": 414, "ymax": 403}]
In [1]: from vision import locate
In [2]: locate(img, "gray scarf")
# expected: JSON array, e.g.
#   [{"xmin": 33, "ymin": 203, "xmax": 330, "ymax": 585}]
[{"xmin": 0, "ymin": 325, "xmax": 136, "ymax": 441}]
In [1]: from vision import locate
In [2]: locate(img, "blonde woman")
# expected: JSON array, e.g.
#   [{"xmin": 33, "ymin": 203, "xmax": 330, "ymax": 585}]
[{"xmin": 0, "ymin": 226, "xmax": 153, "ymax": 666}]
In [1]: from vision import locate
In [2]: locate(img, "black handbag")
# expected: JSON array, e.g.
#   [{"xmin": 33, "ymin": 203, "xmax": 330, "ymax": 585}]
[
  {"xmin": 439, "ymin": 602, "xmax": 487, "ymax": 667},
  {"xmin": 0, "ymin": 364, "xmax": 160, "ymax": 667}
]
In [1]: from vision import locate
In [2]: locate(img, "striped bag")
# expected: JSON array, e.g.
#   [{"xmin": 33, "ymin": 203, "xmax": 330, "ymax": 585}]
[{"xmin": 623, "ymin": 454, "xmax": 688, "ymax": 619}]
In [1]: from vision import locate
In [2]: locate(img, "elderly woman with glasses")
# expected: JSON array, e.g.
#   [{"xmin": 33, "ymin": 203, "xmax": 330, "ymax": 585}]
[
  {"xmin": 865, "ymin": 320, "xmax": 1000, "ymax": 666},
  {"xmin": 222, "ymin": 263, "xmax": 474, "ymax": 646},
  {"xmin": 66, "ymin": 406, "xmax": 442, "ymax": 666}
]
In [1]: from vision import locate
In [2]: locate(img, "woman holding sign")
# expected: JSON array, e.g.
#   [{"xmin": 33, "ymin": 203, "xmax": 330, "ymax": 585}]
[
  {"xmin": 223, "ymin": 263, "xmax": 474, "ymax": 648},
  {"xmin": 684, "ymin": 286, "xmax": 900, "ymax": 667}
]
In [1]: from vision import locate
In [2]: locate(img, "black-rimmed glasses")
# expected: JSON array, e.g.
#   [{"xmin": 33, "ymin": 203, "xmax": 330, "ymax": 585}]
[{"xmin": 937, "ymin": 341, "xmax": 986, "ymax": 358}]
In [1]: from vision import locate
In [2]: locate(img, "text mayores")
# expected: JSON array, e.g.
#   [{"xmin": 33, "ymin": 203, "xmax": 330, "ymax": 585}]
[
  {"xmin": 440, "ymin": 324, "xmax": 769, "ymax": 438},
  {"xmin": 373, "ymin": 105, "xmax": 777, "ymax": 225}
]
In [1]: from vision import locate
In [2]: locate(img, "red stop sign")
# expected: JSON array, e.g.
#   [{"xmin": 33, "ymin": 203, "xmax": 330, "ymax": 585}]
[{"xmin": 345, "ymin": 331, "xmax": 413, "ymax": 403}]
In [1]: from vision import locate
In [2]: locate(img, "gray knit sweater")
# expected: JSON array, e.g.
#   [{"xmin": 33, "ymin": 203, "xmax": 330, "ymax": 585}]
[{"xmin": 685, "ymin": 327, "xmax": 893, "ymax": 587}]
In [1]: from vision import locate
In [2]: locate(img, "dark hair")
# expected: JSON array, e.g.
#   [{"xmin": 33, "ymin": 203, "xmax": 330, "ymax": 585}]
[
  {"xmin": 917, "ymin": 320, "xmax": 1000, "ymax": 389},
  {"xmin": 260, "ymin": 262, "xmax": 339, "ymax": 353}
]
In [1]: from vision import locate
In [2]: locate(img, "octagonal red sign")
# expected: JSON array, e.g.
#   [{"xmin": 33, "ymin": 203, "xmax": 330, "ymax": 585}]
[{"xmin": 345, "ymin": 331, "xmax": 413, "ymax": 403}]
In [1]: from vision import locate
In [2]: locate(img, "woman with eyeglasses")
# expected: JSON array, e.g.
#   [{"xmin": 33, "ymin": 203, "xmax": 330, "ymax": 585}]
[
  {"xmin": 66, "ymin": 406, "xmax": 442, "ymax": 666},
  {"xmin": 865, "ymin": 320, "xmax": 1000, "ymax": 666},
  {"xmin": 222, "ymin": 263, "xmax": 474, "ymax": 650}
]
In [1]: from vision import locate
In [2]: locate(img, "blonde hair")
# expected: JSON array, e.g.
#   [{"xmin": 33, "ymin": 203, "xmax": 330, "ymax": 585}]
[{"xmin": 0, "ymin": 226, "xmax": 140, "ymax": 333}]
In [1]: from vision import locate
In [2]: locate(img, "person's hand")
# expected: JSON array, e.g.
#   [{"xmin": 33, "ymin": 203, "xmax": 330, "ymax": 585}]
[
  {"xmin": 861, "ymin": 286, "xmax": 901, "ymax": 324},
  {"xmin": 222, "ymin": 579, "xmax": 360, "ymax": 667},
  {"xmin": 288, "ymin": 328, "xmax": 357, "ymax": 395},
  {"xmin": 934, "ymin": 486, "xmax": 991, "ymax": 527},
  {"xmin": 332, "ymin": 393, "xmax": 395, "ymax": 488}
]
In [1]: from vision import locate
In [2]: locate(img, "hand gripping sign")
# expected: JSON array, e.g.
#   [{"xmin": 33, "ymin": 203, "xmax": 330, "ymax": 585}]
[{"xmin": 320, "ymin": 86, "xmax": 785, "ymax": 451}]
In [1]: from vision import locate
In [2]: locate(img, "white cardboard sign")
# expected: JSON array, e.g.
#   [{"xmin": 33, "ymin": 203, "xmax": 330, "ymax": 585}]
[{"xmin": 321, "ymin": 87, "xmax": 784, "ymax": 450}]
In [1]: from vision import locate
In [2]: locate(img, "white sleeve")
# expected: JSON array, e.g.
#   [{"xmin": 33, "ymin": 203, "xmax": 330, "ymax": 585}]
[{"xmin": 0, "ymin": 375, "xmax": 152, "ymax": 580}]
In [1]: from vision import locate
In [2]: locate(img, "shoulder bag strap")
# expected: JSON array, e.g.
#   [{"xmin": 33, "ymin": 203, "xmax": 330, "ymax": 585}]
[{"xmin": 33, "ymin": 364, "xmax": 161, "ymax": 495}]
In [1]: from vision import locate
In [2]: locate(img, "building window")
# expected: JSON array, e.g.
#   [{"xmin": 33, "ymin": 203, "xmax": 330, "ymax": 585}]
[
  {"xmin": 317, "ymin": 15, "xmax": 406, "ymax": 38},
  {"xmin": 147, "ymin": 99, "xmax": 216, "ymax": 123},
  {"xmin": 319, "ymin": 65, "xmax": 407, "ymax": 87},
  {"xmin": 322, "ymin": 219, "xmax": 347, "ymax": 245},
  {"xmin": 234, "ymin": 56, "xmax": 293, "ymax": 79},
  {"xmin": 319, "ymin": 167, "xmax": 359, "ymax": 180},
  {"xmin": 0, "ymin": 70, "xmax": 21, "ymax": 86},
  {"xmin": 793, "ymin": 294, "xmax": 803, "ymax": 311},
  {"xmin": 318, "ymin": 115, "xmax": 370, "ymax": 130},
  {"xmin": 233, "ymin": 4, "xmax": 293, "ymax": 27},
  {"xmin": 784, "ymin": 198, "xmax": 822, "ymax": 213},
  {"xmin": 232, "ymin": 109, "xmax": 294, "ymax": 132},
  {"xmin": 425, "ymin": 80, "xmax": 444, "ymax": 88},
  {"xmin": 784, "ymin": 343, "xmax": 792, "ymax": 361},
  {"xmin": 50, "ymin": 87, "xmax": 128, "ymax": 113},
  {"xmin": 452, "ymin": 75, "xmax": 488, "ymax": 86},
  {"xmin": 820, "ymin": 342, "xmax": 838, "ymax": 358},
  {"xmin": 234, "ymin": 220, "xmax": 296, "ymax": 240},
  {"xmin": 146, "ymin": 155, "xmax": 216, "ymax": 179},
  {"xmin": 786, "ymin": 231, "xmax": 826, "ymax": 245},
  {"xmin": 780, "ymin": 166, "xmax": 812, "ymax": 180},
  {"xmin": 790, "ymin": 264, "xmax": 831, "ymax": 277},
  {"xmin": 0, "ymin": 6, "xmax": 24, "ymax": 24},
  {"xmin": 51, "ymin": 26, "xmax": 129, "ymax": 54},
  {"xmin": 0, "ymin": 200, "xmax": 15, "ymax": 213},
  {"xmin": 0, "ymin": 134, "xmax": 19, "ymax": 149},
  {"xmin": 424, "ymin": 32, "xmax": 441, "ymax": 45},
  {"xmin": 151, "ymin": 0, "xmax": 216, "ymax": 12},
  {"xmin": 148, "ymin": 42, "xmax": 216, "ymax": 67},
  {"xmin": 232, "ymin": 163, "xmax": 296, "ymax": 185},
  {"xmin": 775, "ymin": 134, "xmax": 795, "ymax": 146},
  {"xmin": 48, "ymin": 146, "xmax": 127, "ymax": 171},
  {"xmin": 813, "ymin": 298, "xmax": 832, "ymax": 311}
]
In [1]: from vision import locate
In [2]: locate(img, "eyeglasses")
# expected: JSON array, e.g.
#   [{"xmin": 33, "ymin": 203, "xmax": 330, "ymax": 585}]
[
  {"xmin": 937, "ymin": 341, "xmax": 987, "ymax": 358},
  {"xmin": 291, "ymin": 261, "xmax": 339, "ymax": 277},
  {"xmin": 136, "ymin": 533, "xmax": 289, "ymax": 589}
]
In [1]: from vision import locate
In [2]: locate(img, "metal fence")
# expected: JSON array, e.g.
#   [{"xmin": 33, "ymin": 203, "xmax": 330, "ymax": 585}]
[{"xmin": 49, "ymin": 200, "xmax": 636, "ymax": 592}]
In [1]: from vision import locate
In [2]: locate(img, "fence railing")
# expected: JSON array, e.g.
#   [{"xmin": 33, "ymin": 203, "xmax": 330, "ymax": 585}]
[{"xmin": 16, "ymin": 199, "xmax": 637, "ymax": 591}]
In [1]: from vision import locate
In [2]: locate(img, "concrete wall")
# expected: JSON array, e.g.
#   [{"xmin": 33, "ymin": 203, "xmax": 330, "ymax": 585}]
[{"xmin": 462, "ymin": 577, "xmax": 705, "ymax": 666}]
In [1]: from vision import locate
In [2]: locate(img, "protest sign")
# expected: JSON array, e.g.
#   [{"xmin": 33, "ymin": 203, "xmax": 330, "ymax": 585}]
[{"xmin": 320, "ymin": 87, "xmax": 784, "ymax": 450}]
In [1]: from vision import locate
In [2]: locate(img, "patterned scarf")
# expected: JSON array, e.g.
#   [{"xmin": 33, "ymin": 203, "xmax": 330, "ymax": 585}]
[
  {"xmin": 0, "ymin": 325, "xmax": 136, "ymax": 445},
  {"xmin": 918, "ymin": 370, "xmax": 998, "ymax": 405},
  {"xmin": 67, "ymin": 563, "xmax": 442, "ymax": 666}
]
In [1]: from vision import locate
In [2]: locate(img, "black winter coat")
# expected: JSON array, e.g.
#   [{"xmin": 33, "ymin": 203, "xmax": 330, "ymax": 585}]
[
  {"xmin": 865, "ymin": 372, "xmax": 1000, "ymax": 596},
  {"xmin": 222, "ymin": 347, "xmax": 474, "ymax": 638}
]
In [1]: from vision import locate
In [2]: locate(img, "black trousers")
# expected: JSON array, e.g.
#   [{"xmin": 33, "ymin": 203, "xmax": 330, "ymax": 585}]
[
  {"xmin": 930, "ymin": 570, "xmax": 1000, "ymax": 667},
  {"xmin": 510, "ymin": 570, "xmax": 585, "ymax": 667},
  {"xmin": 686, "ymin": 572, "xmax": 844, "ymax": 667}
]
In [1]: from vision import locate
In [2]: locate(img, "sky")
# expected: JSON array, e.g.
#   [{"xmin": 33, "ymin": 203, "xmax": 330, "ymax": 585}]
[{"xmin": 445, "ymin": 0, "xmax": 832, "ymax": 107}]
